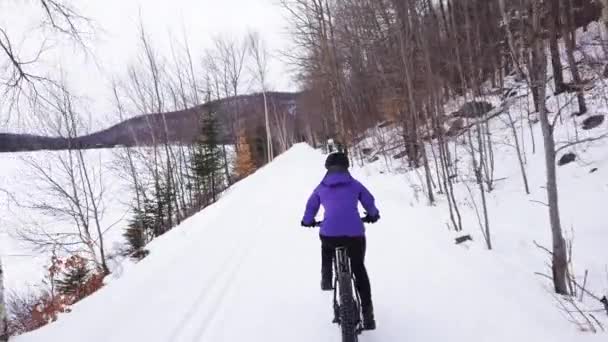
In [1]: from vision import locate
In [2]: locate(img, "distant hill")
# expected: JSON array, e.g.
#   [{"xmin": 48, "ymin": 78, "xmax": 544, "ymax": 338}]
[
  {"xmin": 0, "ymin": 92, "xmax": 301, "ymax": 153},
  {"xmin": 0, "ymin": 134, "xmax": 70, "ymax": 152}
]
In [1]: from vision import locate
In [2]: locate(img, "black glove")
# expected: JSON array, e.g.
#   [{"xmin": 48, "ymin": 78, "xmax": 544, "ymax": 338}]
[
  {"xmin": 362, "ymin": 213, "xmax": 380, "ymax": 224},
  {"xmin": 301, "ymin": 220, "xmax": 316, "ymax": 228}
]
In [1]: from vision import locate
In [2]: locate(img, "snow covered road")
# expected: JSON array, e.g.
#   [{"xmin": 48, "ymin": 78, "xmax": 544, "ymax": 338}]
[{"xmin": 14, "ymin": 144, "xmax": 604, "ymax": 342}]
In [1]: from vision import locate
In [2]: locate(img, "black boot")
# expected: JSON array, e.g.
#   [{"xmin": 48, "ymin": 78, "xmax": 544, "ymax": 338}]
[{"xmin": 362, "ymin": 304, "xmax": 376, "ymax": 330}]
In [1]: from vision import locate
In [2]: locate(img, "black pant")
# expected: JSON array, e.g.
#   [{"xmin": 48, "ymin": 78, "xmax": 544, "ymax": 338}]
[{"xmin": 320, "ymin": 235, "xmax": 373, "ymax": 307}]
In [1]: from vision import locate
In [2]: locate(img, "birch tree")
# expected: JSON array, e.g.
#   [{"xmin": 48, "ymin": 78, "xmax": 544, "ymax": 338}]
[
  {"xmin": 248, "ymin": 31, "xmax": 273, "ymax": 162},
  {"xmin": 529, "ymin": 0, "xmax": 569, "ymax": 295}
]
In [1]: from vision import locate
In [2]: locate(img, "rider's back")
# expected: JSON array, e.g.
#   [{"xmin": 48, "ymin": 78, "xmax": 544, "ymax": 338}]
[{"xmin": 303, "ymin": 171, "xmax": 378, "ymax": 237}]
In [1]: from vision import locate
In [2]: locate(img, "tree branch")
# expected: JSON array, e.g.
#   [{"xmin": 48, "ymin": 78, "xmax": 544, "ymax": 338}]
[{"xmin": 555, "ymin": 133, "xmax": 608, "ymax": 154}]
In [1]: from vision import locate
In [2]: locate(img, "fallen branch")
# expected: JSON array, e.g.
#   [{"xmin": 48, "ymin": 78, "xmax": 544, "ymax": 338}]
[
  {"xmin": 551, "ymin": 291, "xmax": 587, "ymax": 331},
  {"xmin": 567, "ymin": 297, "xmax": 597, "ymax": 333},
  {"xmin": 571, "ymin": 279, "xmax": 604, "ymax": 303},
  {"xmin": 534, "ymin": 270, "xmax": 599, "ymax": 305},
  {"xmin": 455, "ymin": 235, "xmax": 473, "ymax": 244}
]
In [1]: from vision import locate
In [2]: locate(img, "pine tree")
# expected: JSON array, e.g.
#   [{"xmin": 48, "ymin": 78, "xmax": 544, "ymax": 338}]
[
  {"xmin": 55, "ymin": 256, "xmax": 89, "ymax": 300},
  {"xmin": 122, "ymin": 184, "xmax": 174, "ymax": 259},
  {"xmin": 192, "ymin": 108, "xmax": 225, "ymax": 205},
  {"xmin": 235, "ymin": 128, "xmax": 256, "ymax": 179},
  {"xmin": 153, "ymin": 179, "xmax": 175, "ymax": 236},
  {"xmin": 123, "ymin": 206, "xmax": 151, "ymax": 260}
]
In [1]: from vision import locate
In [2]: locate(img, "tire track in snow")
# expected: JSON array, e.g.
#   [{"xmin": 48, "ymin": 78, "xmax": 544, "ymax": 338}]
[
  {"xmin": 190, "ymin": 185, "xmax": 310, "ymax": 341},
  {"xmin": 168, "ymin": 212, "xmax": 271, "ymax": 341},
  {"xmin": 190, "ymin": 216, "xmax": 269, "ymax": 341},
  {"xmin": 163, "ymin": 197, "xmax": 259, "ymax": 340},
  {"xmin": 164, "ymin": 153, "xmax": 317, "ymax": 341},
  {"xmin": 164, "ymin": 242, "xmax": 243, "ymax": 341}
]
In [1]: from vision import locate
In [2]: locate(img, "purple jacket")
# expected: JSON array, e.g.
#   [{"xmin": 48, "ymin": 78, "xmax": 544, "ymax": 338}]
[{"xmin": 302, "ymin": 171, "xmax": 379, "ymax": 237}]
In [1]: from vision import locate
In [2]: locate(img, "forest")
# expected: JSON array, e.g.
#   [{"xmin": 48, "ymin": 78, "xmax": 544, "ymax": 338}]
[{"xmin": 2, "ymin": 0, "xmax": 608, "ymax": 338}]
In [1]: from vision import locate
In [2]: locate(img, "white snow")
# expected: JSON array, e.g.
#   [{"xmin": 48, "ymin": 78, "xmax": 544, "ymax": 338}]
[
  {"xmin": 3, "ymin": 20, "xmax": 608, "ymax": 342},
  {"xmin": 9, "ymin": 143, "xmax": 606, "ymax": 342},
  {"xmin": 0, "ymin": 149, "xmax": 131, "ymax": 291}
]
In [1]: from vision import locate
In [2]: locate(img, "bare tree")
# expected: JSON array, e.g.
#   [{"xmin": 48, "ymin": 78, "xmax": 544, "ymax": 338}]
[
  {"xmin": 248, "ymin": 31, "xmax": 273, "ymax": 162},
  {"xmin": 0, "ymin": 257, "xmax": 7, "ymax": 342},
  {"xmin": 529, "ymin": 0, "xmax": 569, "ymax": 295},
  {"xmin": 206, "ymin": 35, "xmax": 248, "ymax": 183},
  {"xmin": 504, "ymin": 108, "xmax": 531, "ymax": 194},
  {"xmin": 465, "ymin": 123, "xmax": 492, "ymax": 250},
  {"xmin": 0, "ymin": 1, "xmax": 93, "ymax": 121},
  {"xmin": 16, "ymin": 84, "xmax": 110, "ymax": 274}
]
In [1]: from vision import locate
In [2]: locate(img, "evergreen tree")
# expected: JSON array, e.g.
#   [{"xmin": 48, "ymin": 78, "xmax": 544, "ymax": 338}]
[
  {"xmin": 153, "ymin": 179, "xmax": 174, "ymax": 236},
  {"xmin": 123, "ymin": 206, "xmax": 151, "ymax": 260},
  {"xmin": 192, "ymin": 108, "xmax": 225, "ymax": 205},
  {"xmin": 122, "ymin": 183, "xmax": 174, "ymax": 260},
  {"xmin": 55, "ymin": 256, "xmax": 89, "ymax": 300}
]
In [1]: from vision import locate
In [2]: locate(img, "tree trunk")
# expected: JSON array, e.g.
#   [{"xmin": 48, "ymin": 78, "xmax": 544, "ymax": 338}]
[
  {"xmin": 549, "ymin": 0, "xmax": 566, "ymax": 94},
  {"xmin": 263, "ymin": 91, "xmax": 273, "ymax": 163},
  {"xmin": 0, "ymin": 258, "xmax": 7, "ymax": 341},
  {"xmin": 562, "ymin": 0, "xmax": 587, "ymax": 115},
  {"xmin": 421, "ymin": 139, "xmax": 435, "ymax": 205},
  {"xmin": 435, "ymin": 102, "xmax": 463, "ymax": 231},
  {"xmin": 222, "ymin": 144, "xmax": 232, "ymax": 185},
  {"xmin": 475, "ymin": 127, "xmax": 492, "ymax": 250},
  {"xmin": 467, "ymin": 122, "xmax": 492, "ymax": 249},
  {"xmin": 498, "ymin": 0, "xmax": 526, "ymax": 81},
  {"xmin": 77, "ymin": 149, "xmax": 110, "ymax": 275},
  {"xmin": 430, "ymin": 138, "xmax": 445, "ymax": 194},
  {"xmin": 539, "ymin": 105, "xmax": 570, "ymax": 295},
  {"xmin": 602, "ymin": 0, "xmax": 608, "ymax": 57},
  {"xmin": 533, "ymin": 7, "xmax": 570, "ymax": 294},
  {"xmin": 507, "ymin": 110, "xmax": 531, "ymax": 194},
  {"xmin": 481, "ymin": 121, "xmax": 495, "ymax": 191}
]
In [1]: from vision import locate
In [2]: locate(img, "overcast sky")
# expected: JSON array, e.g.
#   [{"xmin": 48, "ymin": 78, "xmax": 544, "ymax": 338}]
[{"xmin": 1, "ymin": 0, "xmax": 296, "ymax": 131}]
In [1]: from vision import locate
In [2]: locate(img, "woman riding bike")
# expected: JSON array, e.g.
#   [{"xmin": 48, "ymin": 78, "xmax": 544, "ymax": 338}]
[{"xmin": 301, "ymin": 152, "xmax": 380, "ymax": 330}]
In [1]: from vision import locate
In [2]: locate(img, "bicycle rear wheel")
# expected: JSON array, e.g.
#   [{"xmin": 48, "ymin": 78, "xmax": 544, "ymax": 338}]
[{"xmin": 335, "ymin": 248, "xmax": 359, "ymax": 342}]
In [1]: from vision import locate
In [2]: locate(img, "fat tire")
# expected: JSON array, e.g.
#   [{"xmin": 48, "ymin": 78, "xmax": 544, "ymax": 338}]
[{"xmin": 338, "ymin": 272, "xmax": 359, "ymax": 342}]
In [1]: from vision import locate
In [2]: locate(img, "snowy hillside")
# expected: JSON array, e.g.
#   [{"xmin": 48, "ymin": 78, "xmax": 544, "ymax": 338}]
[{"xmin": 9, "ymin": 144, "xmax": 606, "ymax": 342}]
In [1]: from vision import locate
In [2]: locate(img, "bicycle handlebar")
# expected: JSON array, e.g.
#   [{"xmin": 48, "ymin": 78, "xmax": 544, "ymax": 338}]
[{"xmin": 310, "ymin": 217, "xmax": 370, "ymax": 227}]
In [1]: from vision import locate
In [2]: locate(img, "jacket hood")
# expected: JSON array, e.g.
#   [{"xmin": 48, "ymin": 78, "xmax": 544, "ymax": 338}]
[{"xmin": 321, "ymin": 171, "xmax": 353, "ymax": 187}]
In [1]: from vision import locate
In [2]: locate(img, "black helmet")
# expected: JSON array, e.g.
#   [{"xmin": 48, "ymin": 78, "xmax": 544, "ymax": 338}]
[{"xmin": 325, "ymin": 152, "xmax": 349, "ymax": 171}]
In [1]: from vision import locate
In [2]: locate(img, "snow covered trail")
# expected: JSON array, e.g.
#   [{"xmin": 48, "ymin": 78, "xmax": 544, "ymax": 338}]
[{"xmin": 14, "ymin": 144, "xmax": 603, "ymax": 342}]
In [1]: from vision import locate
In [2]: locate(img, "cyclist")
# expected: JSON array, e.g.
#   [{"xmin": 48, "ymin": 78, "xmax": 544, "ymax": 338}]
[{"xmin": 301, "ymin": 152, "xmax": 380, "ymax": 330}]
